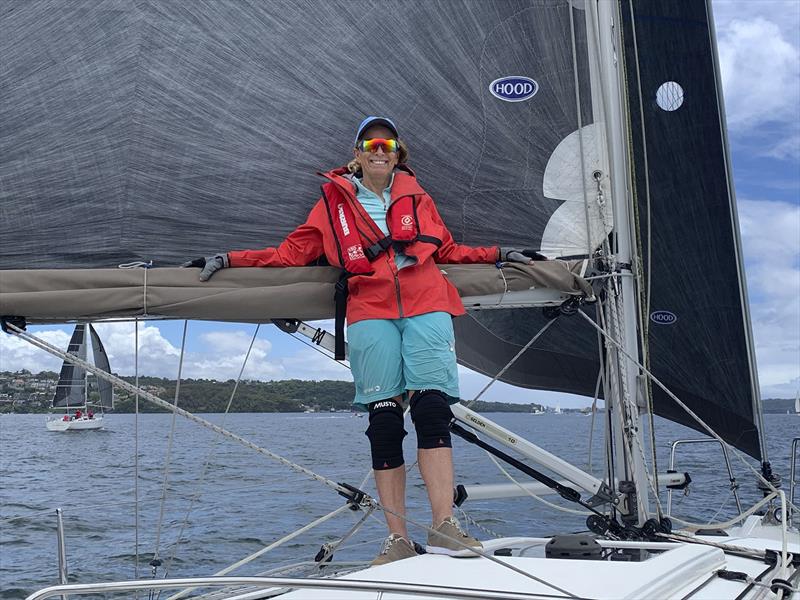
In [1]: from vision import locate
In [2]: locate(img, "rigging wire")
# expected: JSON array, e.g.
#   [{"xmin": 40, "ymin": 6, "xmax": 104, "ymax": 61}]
[
  {"xmin": 164, "ymin": 504, "xmax": 357, "ymax": 600},
  {"xmin": 567, "ymin": 0, "xmax": 594, "ymax": 261},
  {"xmin": 594, "ymin": 295, "xmax": 618, "ymax": 524},
  {"xmin": 159, "ymin": 325, "xmax": 262, "ymax": 585},
  {"xmin": 134, "ymin": 319, "xmax": 141, "ymax": 587},
  {"xmin": 586, "ymin": 366, "xmax": 603, "ymax": 472},
  {"xmin": 4, "ymin": 324, "xmax": 357, "ymax": 497},
  {"xmin": 151, "ymin": 321, "xmax": 189, "ymax": 580},
  {"xmin": 606, "ymin": 279, "xmax": 650, "ymax": 520},
  {"xmin": 464, "ymin": 317, "xmax": 558, "ymax": 409},
  {"xmin": 575, "ymin": 309, "xmax": 800, "ymax": 520}
]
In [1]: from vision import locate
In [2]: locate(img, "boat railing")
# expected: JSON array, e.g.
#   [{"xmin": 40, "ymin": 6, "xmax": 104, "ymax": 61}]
[
  {"xmin": 667, "ymin": 438, "xmax": 743, "ymax": 517},
  {"xmin": 790, "ymin": 437, "xmax": 799, "ymax": 527},
  {"xmin": 55, "ymin": 508, "xmax": 68, "ymax": 597},
  {"xmin": 24, "ymin": 576, "xmax": 556, "ymax": 600}
]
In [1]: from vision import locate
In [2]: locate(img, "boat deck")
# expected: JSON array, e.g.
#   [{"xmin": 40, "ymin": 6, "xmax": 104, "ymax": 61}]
[{"xmin": 273, "ymin": 530, "xmax": 799, "ymax": 600}]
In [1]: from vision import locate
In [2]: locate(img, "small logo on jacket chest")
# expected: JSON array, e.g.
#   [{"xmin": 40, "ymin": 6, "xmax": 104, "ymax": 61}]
[
  {"xmin": 347, "ymin": 244, "xmax": 365, "ymax": 261},
  {"xmin": 400, "ymin": 214, "xmax": 413, "ymax": 230}
]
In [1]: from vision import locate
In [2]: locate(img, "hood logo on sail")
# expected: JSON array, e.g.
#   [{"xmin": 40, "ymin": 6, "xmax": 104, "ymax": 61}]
[
  {"xmin": 650, "ymin": 310, "xmax": 677, "ymax": 325},
  {"xmin": 489, "ymin": 76, "xmax": 539, "ymax": 102}
]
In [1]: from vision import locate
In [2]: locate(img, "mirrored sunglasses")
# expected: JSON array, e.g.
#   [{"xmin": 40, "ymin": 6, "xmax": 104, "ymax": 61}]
[{"xmin": 358, "ymin": 138, "xmax": 399, "ymax": 153}]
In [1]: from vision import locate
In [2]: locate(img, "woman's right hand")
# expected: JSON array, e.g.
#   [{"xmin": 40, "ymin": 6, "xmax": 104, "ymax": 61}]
[
  {"xmin": 181, "ymin": 253, "xmax": 229, "ymax": 281},
  {"xmin": 499, "ymin": 248, "xmax": 548, "ymax": 264}
]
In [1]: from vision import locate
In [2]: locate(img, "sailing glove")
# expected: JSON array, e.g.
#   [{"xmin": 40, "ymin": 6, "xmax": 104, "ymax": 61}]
[
  {"xmin": 181, "ymin": 253, "xmax": 230, "ymax": 281},
  {"xmin": 499, "ymin": 248, "xmax": 548, "ymax": 264}
]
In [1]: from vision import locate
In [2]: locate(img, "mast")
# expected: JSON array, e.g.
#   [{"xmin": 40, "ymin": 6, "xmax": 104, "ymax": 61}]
[{"xmin": 590, "ymin": 0, "xmax": 650, "ymax": 525}]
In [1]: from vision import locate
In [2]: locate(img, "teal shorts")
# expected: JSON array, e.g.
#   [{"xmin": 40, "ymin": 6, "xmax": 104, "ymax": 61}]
[{"xmin": 347, "ymin": 312, "xmax": 460, "ymax": 406}]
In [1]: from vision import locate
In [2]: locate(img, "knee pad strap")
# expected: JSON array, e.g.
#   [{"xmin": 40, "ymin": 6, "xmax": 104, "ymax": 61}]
[
  {"xmin": 409, "ymin": 389, "xmax": 453, "ymax": 449},
  {"xmin": 365, "ymin": 399, "xmax": 407, "ymax": 470}
]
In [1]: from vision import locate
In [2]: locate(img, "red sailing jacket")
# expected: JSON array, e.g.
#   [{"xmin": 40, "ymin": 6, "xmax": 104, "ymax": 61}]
[{"xmin": 228, "ymin": 166, "xmax": 500, "ymax": 325}]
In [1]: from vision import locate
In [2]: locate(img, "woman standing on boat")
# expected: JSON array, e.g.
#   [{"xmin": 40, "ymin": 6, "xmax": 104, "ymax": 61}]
[{"xmin": 185, "ymin": 116, "xmax": 534, "ymax": 565}]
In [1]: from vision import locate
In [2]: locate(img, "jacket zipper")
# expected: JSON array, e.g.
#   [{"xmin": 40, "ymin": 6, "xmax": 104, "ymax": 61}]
[{"xmin": 393, "ymin": 265, "xmax": 403, "ymax": 318}]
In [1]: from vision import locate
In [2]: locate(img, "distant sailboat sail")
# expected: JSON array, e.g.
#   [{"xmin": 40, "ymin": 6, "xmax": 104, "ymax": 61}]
[
  {"xmin": 48, "ymin": 324, "xmax": 113, "ymax": 431},
  {"xmin": 88, "ymin": 325, "xmax": 113, "ymax": 410},
  {"xmin": 52, "ymin": 324, "xmax": 88, "ymax": 408}
]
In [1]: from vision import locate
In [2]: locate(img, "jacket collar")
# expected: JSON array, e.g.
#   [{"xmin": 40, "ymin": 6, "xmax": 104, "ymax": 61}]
[{"xmin": 320, "ymin": 164, "xmax": 423, "ymax": 199}]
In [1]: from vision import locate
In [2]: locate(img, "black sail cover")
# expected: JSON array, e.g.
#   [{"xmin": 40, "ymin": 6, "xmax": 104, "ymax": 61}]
[{"xmin": 0, "ymin": 2, "xmax": 761, "ymax": 456}]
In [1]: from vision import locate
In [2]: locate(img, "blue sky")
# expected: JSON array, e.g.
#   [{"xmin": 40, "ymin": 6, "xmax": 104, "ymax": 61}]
[{"xmin": 1, "ymin": 0, "xmax": 798, "ymax": 408}]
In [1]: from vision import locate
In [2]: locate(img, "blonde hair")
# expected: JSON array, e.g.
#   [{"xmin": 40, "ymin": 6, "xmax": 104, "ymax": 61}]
[{"xmin": 347, "ymin": 139, "xmax": 410, "ymax": 176}]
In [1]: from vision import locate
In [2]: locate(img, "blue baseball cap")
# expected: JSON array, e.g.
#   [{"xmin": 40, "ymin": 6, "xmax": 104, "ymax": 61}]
[{"xmin": 354, "ymin": 116, "xmax": 399, "ymax": 146}]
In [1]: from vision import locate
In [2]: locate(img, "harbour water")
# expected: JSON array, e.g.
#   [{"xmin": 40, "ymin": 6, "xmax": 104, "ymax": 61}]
[{"xmin": 1, "ymin": 412, "xmax": 797, "ymax": 597}]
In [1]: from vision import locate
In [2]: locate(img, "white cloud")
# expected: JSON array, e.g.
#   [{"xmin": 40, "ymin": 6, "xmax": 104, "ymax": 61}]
[
  {"xmin": 714, "ymin": 3, "xmax": 800, "ymax": 158},
  {"xmin": 737, "ymin": 198, "xmax": 800, "ymax": 397},
  {"xmin": 765, "ymin": 133, "xmax": 800, "ymax": 161},
  {"xmin": 0, "ymin": 329, "xmax": 70, "ymax": 373}
]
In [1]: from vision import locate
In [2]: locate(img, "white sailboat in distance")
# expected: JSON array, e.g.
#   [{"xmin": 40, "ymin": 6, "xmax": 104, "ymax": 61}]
[{"xmin": 45, "ymin": 324, "xmax": 113, "ymax": 432}]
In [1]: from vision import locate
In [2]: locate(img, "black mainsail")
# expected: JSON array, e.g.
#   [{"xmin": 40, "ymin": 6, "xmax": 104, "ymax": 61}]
[
  {"xmin": 0, "ymin": 1, "xmax": 762, "ymax": 457},
  {"xmin": 52, "ymin": 324, "xmax": 88, "ymax": 408},
  {"xmin": 51, "ymin": 324, "xmax": 114, "ymax": 410}
]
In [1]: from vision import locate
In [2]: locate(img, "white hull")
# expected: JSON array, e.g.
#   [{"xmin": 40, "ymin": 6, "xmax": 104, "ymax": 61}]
[{"xmin": 46, "ymin": 415, "xmax": 105, "ymax": 431}]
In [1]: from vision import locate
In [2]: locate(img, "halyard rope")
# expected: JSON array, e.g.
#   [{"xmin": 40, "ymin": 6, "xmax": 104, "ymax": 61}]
[{"xmin": 485, "ymin": 452, "xmax": 592, "ymax": 516}]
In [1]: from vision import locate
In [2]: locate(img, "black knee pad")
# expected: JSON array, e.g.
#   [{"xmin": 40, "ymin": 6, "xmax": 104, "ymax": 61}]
[
  {"xmin": 365, "ymin": 399, "xmax": 407, "ymax": 470},
  {"xmin": 409, "ymin": 389, "xmax": 453, "ymax": 449}
]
